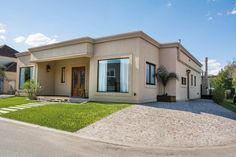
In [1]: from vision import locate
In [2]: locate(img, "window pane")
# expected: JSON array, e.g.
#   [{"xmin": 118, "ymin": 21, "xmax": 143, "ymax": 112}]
[
  {"xmin": 61, "ymin": 67, "xmax": 65, "ymax": 83},
  {"xmin": 98, "ymin": 58, "xmax": 129, "ymax": 92},
  {"xmin": 150, "ymin": 65, "xmax": 155, "ymax": 84},
  {"xmin": 191, "ymin": 74, "xmax": 193, "ymax": 86},
  {"xmin": 19, "ymin": 67, "xmax": 33, "ymax": 89},
  {"xmin": 98, "ymin": 60, "xmax": 107, "ymax": 92},
  {"xmin": 120, "ymin": 59, "xmax": 129, "ymax": 92},
  {"xmin": 146, "ymin": 64, "xmax": 149, "ymax": 84}
]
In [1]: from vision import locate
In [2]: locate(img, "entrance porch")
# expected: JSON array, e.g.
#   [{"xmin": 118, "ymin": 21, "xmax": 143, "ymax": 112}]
[{"xmin": 35, "ymin": 57, "xmax": 90, "ymax": 98}]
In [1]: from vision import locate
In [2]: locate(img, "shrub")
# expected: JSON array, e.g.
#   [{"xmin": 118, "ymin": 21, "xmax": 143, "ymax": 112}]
[
  {"xmin": 212, "ymin": 86, "xmax": 225, "ymax": 104},
  {"xmin": 23, "ymin": 80, "xmax": 41, "ymax": 100}
]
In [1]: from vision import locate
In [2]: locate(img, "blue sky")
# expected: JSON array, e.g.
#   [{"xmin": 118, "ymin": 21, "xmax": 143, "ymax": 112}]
[{"xmin": 0, "ymin": 0, "xmax": 235, "ymax": 75}]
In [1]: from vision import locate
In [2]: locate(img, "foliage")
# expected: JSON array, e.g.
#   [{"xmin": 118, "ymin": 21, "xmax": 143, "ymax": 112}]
[
  {"xmin": 1, "ymin": 103, "xmax": 131, "ymax": 132},
  {"xmin": 0, "ymin": 96, "xmax": 33, "ymax": 108},
  {"xmin": 212, "ymin": 85, "xmax": 225, "ymax": 104},
  {"xmin": 156, "ymin": 65, "xmax": 178, "ymax": 95},
  {"xmin": 219, "ymin": 99, "xmax": 236, "ymax": 114},
  {"xmin": 210, "ymin": 59, "xmax": 236, "ymax": 99},
  {"xmin": 23, "ymin": 80, "xmax": 41, "ymax": 100}
]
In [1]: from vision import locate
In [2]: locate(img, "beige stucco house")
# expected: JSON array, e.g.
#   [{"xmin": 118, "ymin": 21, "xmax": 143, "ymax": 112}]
[{"xmin": 16, "ymin": 31, "xmax": 202, "ymax": 103}]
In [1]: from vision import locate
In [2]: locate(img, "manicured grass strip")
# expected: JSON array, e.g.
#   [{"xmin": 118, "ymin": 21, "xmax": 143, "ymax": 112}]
[
  {"xmin": 219, "ymin": 99, "xmax": 236, "ymax": 114},
  {"xmin": 0, "ymin": 97, "xmax": 34, "ymax": 108},
  {"xmin": 1, "ymin": 103, "xmax": 131, "ymax": 132}
]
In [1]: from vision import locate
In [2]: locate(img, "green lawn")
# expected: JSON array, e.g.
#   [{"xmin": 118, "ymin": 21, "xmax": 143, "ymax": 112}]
[
  {"xmin": 1, "ymin": 102, "xmax": 131, "ymax": 132},
  {"xmin": 220, "ymin": 99, "xmax": 236, "ymax": 114},
  {"xmin": 0, "ymin": 96, "xmax": 34, "ymax": 108}
]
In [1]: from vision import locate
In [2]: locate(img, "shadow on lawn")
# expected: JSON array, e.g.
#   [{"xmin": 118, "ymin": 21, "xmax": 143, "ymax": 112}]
[{"xmin": 140, "ymin": 99, "xmax": 236, "ymax": 121}]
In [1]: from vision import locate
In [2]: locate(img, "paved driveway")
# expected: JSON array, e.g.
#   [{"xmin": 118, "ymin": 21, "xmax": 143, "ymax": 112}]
[
  {"xmin": 1, "ymin": 117, "xmax": 236, "ymax": 157},
  {"xmin": 77, "ymin": 100, "xmax": 236, "ymax": 148}
]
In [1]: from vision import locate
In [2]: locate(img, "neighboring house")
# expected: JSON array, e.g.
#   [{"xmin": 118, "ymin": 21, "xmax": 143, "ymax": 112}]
[
  {"xmin": 16, "ymin": 31, "xmax": 202, "ymax": 103},
  {"xmin": 0, "ymin": 45, "xmax": 18, "ymax": 94}
]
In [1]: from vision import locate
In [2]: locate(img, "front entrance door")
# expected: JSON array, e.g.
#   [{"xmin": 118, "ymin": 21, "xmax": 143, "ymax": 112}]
[{"xmin": 71, "ymin": 67, "xmax": 85, "ymax": 97}]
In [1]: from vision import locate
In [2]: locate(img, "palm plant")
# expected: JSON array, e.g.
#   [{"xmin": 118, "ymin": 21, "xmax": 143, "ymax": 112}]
[{"xmin": 155, "ymin": 65, "xmax": 178, "ymax": 95}]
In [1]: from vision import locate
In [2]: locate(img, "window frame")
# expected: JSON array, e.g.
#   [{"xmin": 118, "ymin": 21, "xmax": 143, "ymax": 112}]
[
  {"xmin": 190, "ymin": 74, "xmax": 193, "ymax": 86},
  {"xmin": 97, "ymin": 57, "xmax": 129, "ymax": 93},
  {"xmin": 181, "ymin": 77, "xmax": 187, "ymax": 85},
  {"xmin": 19, "ymin": 66, "xmax": 33, "ymax": 89},
  {"xmin": 61, "ymin": 67, "xmax": 66, "ymax": 83},
  {"xmin": 146, "ymin": 62, "xmax": 156, "ymax": 85}
]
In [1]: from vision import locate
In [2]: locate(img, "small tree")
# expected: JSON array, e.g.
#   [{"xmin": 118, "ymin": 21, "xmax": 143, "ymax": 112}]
[
  {"xmin": 156, "ymin": 65, "xmax": 178, "ymax": 95},
  {"xmin": 23, "ymin": 80, "xmax": 41, "ymax": 100},
  {"xmin": 212, "ymin": 86, "xmax": 225, "ymax": 104}
]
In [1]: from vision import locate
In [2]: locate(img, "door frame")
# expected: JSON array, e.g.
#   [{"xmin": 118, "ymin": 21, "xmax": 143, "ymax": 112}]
[{"xmin": 71, "ymin": 66, "xmax": 86, "ymax": 97}]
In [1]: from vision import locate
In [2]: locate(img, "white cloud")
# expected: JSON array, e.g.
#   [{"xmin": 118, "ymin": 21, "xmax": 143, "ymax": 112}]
[
  {"xmin": 22, "ymin": 33, "xmax": 57, "ymax": 47},
  {"xmin": 227, "ymin": 4, "xmax": 236, "ymax": 15},
  {"xmin": 166, "ymin": 1, "xmax": 172, "ymax": 7},
  {"xmin": 0, "ymin": 35, "xmax": 6, "ymax": 40},
  {"xmin": 208, "ymin": 16, "xmax": 213, "ymax": 20},
  {"xmin": 13, "ymin": 36, "xmax": 26, "ymax": 43},
  {"xmin": 0, "ymin": 23, "xmax": 6, "ymax": 33},
  {"xmin": 202, "ymin": 59, "xmax": 223, "ymax": 75}
]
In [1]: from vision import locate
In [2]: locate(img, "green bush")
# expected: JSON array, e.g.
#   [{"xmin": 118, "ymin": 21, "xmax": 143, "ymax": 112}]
[
  {"xmin": 23, "ymin": 80, "xmax": 41, "ymax": 100},
  {"xmin": 213, "ymin": 86, "xmax": 225, "ymax": 104}
]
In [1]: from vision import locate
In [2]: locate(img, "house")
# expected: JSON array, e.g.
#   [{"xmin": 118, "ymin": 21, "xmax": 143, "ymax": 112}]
[
  {"xmin": 0, "ymin": 45, "xmax": 18, "ymax": 94},
  {"xmin": 16, "ymin": 31, "xmax": 202, "ymax": 103}
]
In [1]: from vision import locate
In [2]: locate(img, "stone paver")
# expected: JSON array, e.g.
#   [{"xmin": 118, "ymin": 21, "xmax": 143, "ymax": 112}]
[
  {"xmin": 0, "ymin": 103, "xmax": 47, "ymax": 115},
  {"xmin": 1, "ymin": 108, "xmax": 17, "ymax": 111},
  {"xmin": 0, "ymin": 110, "xmax": 9, "ymax": 114},
  {"xmin": 77, "ymin": 99, "xmax": 236, "ymax": 148}
]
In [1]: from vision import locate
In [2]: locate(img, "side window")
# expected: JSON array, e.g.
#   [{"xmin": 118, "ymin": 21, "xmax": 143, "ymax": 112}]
[
  {"xmin": 146, "ymin": 62, "xmax": 156, "ymax": 85},
  {"xmin": 181, "ymin": 77, "xmax": 186, "ymax": 85},
  {"xmin": 194, "ymin": 76, "xmax": 196, "ymax": 87},
  {"xmin": 191, "ymin": 74, "xmax": 193, "ymax": 86},
  {"xmin": 61, "ymin": 67, "xmax": 65, "ymax": 83}
]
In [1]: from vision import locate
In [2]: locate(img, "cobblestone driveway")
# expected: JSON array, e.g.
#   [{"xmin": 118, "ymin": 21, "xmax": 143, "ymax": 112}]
[{"xmin": 77, "ymin": 100, "xmax": 236, "ymax": 148}]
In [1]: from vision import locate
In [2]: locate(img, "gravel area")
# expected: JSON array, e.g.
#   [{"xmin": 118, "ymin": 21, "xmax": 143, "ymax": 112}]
[{"xmin": 76, "ymin": 100, "xmax": 236, "ymax": 148}]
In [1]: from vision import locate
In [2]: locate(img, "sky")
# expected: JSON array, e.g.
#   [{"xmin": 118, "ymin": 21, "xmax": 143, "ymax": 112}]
[{"xmin": 0, "ymin": 0, "xmax": 235, "ymax": 75}]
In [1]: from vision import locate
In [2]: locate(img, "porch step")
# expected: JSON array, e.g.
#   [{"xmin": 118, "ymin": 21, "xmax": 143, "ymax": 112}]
[
  {"xmin": 37, "ymin": 97, "xmax": 70, "ymax": 103},
  {"xmin": 37, "ymin": 96, "xmax": 88, "ymax": 103}
]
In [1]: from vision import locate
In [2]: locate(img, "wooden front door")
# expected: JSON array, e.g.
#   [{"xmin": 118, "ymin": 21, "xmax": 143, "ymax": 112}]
[{"xmin": 71, "ymin": 67, "xmax": 85, "ymax": 97}]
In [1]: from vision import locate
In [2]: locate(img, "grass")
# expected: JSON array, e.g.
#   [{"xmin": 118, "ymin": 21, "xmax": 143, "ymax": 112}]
[
  {"xmin": 220, "ymin": 99, "xmax": 236, "ymax": 114},
  {"xmin": 0, "ymin": 96, "xmax": 34, "ymax": 108},
  {"xmin": 1, "ymin": 102, "xmax": 131, "ymax": 132}
]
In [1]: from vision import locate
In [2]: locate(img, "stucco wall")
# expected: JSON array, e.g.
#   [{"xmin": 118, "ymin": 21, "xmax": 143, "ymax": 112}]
[
  {"xmin": 37, "ymin": 62, "xmax": 55, "ymax": 95},
  {"xmin": 159, "ymin": 47, "xmax": 177, "ymax": 97},
  {"xmin": 3, "ymin": 72, "xmax": 16, "ymax": 93},
  {"xmin": 89, "ymin": 38, "xmax": 140, "ymax": 103},
  {"xmin": 31, "ymin": 43, "xmax": 93, "ymax": 62},
  {"xmin": 176, "ymin": 50, "xmax": 201, "ymax": 100},
  {"xmin": 138, "ymin": 38, "xmax": 159, "ymax": 102},
  {"xmin": 54, "ymin": 57, "xmax": 90, "ymax": 96}
]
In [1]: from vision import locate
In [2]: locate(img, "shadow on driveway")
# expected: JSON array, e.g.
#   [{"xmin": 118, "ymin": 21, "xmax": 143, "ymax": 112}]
[{"xmin": 141, "ymin": 99, "xmax": 236, "ymax": 121}]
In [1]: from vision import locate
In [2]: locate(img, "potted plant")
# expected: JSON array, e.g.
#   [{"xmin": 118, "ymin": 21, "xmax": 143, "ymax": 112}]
[{"xmin": 156, "ymin": 65, "xmax": 178, "ymax": 102}]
